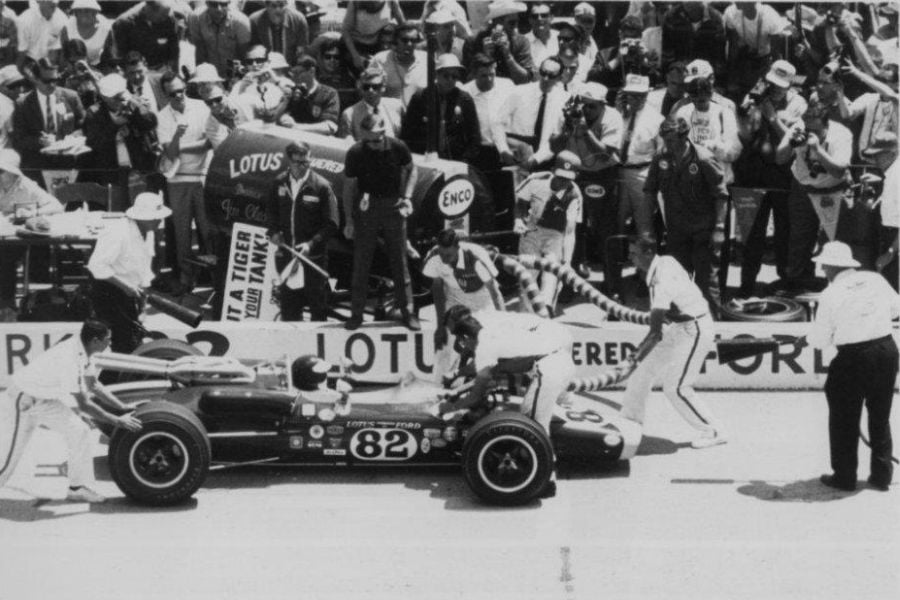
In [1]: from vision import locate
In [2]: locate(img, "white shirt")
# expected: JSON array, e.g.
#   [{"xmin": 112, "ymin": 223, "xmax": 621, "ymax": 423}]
[
  {"xmin": 849, "ymin": 92, "xmax": 898, "ymax": 165},
  {"xmin": 880, "ymin": 160, "xmax": 899, "ymax": 228},
  {"xmin": 723, "ymin": 3, "xmax": 789, "ymax": 57},
  {"xmin": 621, "ymin": 106, "xmax": 663, "ymax": 165},
  {"xmin": 526, "ymin": 30, "xmax": 559, "ymax": 67},
  {"xmin": 646, "ymin": 254, "xmax": 710, "ymax": 319},
  {"xmin": 0, "ymin": 94, "xmax": 13, "ymax": 149},
  {"xmin": 808, "ymin": 269, "xmax": 900, "ymax": 349},
  {"xmin": 10, "ymin": 336, "xmax": 92, "ymax": 407},
  {"xmin": 372, "ymin": 49, "xmax": 428, "ymax": 108},
  {"xmin": 516, "ymin": 172, "xmax": 583, "ymax": 228},
  {"xmin": 472, "ymin": 311, "xmax": 572, "ymax": 372},
  {"xmin": 288, "ymin": 170, "xmax": 310, "ymax": 201},
  {"xmin": 422, "ymin": 241, "xmax": 498, "ymax": 312},
  {"xmin": 17, "ymin": 6, "xmax": 67, "ymax": 61},
  {"xmin": 499, "ymin": 81, "xmax": 570, "ymax": 165},
  {"xmin": 87, "ymin": 218, "xmax": 156, "ymax": 289},
  {"xmin": 674, "ymin": 101, "xmax": 742, "ymax": 182},
  {"xmin": 157, "ymin": 98, "xmax": 212, "ymax": 181},
  {"xmin": 63, "ymin": 15, "xmax": 112, "ymax": 67},
  {"xmin": 462, "ymin": 77, "xmax": 514, "ymax": 145},
  {"xmin": 791, "ymin": 122, "xmax": 853, "ymax": 188}
]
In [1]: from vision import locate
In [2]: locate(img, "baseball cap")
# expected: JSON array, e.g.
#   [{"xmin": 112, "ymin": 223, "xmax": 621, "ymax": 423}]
[
  {"xmin": 765, "ymin": 60, "xmax": 797, "ymax": 89},
  {"xmin": 98, "ymin": 73, "xmax": 128, "ymax": 98},
  {"xmin": 578, "ymin": 81, "xmax": 608, "ymax": 103},
  {"xmin": 684, "ymin": 59, "xmax": 714, "ymax": 83},
  {"xmin": 622, "ymin": 74, "xmax": 650, "ymax": 94},
  {"xmin": 553, "ymin": 151, "xmax": 582, "ymax": 180}
]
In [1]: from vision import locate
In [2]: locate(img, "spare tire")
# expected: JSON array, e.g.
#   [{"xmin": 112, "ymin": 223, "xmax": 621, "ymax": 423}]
[{"xmin": 719, "ymin": 297, "xmax": 807, "ymax": 322}]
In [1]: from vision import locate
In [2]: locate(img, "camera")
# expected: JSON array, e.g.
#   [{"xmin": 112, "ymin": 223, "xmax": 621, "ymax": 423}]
[
  {"xmin": 562, "ymin": 96, "xmax": 584, "ymax": 127},
  {"xmin": 748, "ymin": 79, "xmax": 771, "ymax": 104},
  {"xmin": 231, "ymin": 59, "xmax": 247, "ymax": 79},
  {"xmin": 789, "ymin": 129, "xmax": 809, "ymax": 148}
]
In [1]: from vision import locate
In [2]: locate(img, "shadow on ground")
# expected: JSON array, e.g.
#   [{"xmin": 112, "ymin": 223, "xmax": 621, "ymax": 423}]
[
  {"xmin": 0, "ymin": 493, "xmax": 198, "ymax": 522},
  {"xmin": 736, "ymin": 478, "xmax": 863, "ymax": 502},
  {"xmin": 637, "ymin": 436, "xmax": 691, "ymax": 456}
]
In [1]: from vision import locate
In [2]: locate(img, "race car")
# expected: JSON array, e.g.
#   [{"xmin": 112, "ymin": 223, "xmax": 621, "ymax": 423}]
[{"xmin": 97, "ymin": 341, "xmax": 640, "ymax": 507}]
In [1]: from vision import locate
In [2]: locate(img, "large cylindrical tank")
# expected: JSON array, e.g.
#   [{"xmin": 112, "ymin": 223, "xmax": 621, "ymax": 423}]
[{"xmin": 204, "ymin": 123, "xmax": 496, "ymax": 246}]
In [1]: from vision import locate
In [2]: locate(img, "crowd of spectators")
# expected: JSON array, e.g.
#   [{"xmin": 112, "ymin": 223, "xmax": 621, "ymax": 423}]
[{"xmin": 0, "ymin": 0, "xmax": 896, "ymax": 324}]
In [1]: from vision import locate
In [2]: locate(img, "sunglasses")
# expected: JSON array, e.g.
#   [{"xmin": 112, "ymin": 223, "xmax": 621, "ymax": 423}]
[
  {"xmin": 558, "ymin": 35, "xmax": 576, "ymax": 43},
  {"xmin": 361, "ymin": 83, "xmax": 382, "ymax": 91},
  {"xmin": 397, "ymin": 37, "xmax": 420, "ymax": 44},
  {"xmin": 168, "ymin": 88, "xmax": 186, "ymax": 97},
  {"xmin": 205, "ymin": 97, "xmax": 223, "ymax": 106},
  {"xmin": 245, "ymin": 57, "xmax": 267, "ymax": 65}
]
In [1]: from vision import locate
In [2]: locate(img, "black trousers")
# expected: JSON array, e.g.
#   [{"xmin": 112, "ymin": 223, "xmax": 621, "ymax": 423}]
[
  {"xmin": 575, "ymin": 167, "xmax": 618, "ymax": 267},
  {"xmin": 278, "ymin": 256, "xmax": 329, "ymax": 322},
  {"xmin": 740, "ymin": 189, "xmax": 790, "ymax": 295},
  {"xmin": 90, "ymin": 280, "xmax": 144, "ymax": 354},
  {"xmin": 824, "ymin": 335, "xmax": 898, "ymax": 487}
]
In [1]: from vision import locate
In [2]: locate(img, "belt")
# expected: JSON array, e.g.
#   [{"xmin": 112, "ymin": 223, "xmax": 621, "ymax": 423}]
[
  {"xmin": 667, "ymin": 312, "xmax": 708, "ymax": 323},
  {"xmin": 837, "ymin": 334, "xmax": 893, "ymax": 351},
  {"xmin": 621, "ymin": 162, "xmax": 651, "ymax": 169},
  {"xmin": 801, "ymin": 182, "xmax": 847, "ymax": 195}
]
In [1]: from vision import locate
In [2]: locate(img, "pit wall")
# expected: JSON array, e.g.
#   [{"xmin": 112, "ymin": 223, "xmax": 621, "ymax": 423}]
[{"xmin": 3, "ymin": 321, "xmax": 898, "ymax": 391}]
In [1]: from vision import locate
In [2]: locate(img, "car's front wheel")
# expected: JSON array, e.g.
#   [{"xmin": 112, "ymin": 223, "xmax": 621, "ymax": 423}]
[
  {"xmin": 108, "ymin": 401, "xmax": 211, "ymax": 505},
  {"xmin": 462, "ymin": 412, "xmax": 555, "ymax": 505}
]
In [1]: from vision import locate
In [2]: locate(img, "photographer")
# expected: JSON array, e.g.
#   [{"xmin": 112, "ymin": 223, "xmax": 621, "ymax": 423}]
[
  {"xmin": 838, "ymin": 56, "xmax": 898, "ymax": 172},
  {"xmin": 590, "ymin": 15, "xmax": 655, "ymax": 102},
  {"xmin": 463, "ymin": 1, "xmax": 534, "ymax": 85},
  {"xmin": 279, "ymin": 54, "xmax": 339, "ymax": 136},
  {"xmin": 80, "ymin": 73, "xmax": 159, "ymax": 197},
  {"xmin": 775, "ymin": 99, "xmax": 853, "ymax": 288},
  {"xmin": 733, "ymin": 60, "xmax": 807, "ymax": 298},
  {"xmin": 723, "ymin": 2, "xmax": 792, "ymax": 100},
  {"xmin": 550, "ymin": 82, "xmax": 623, "ymax": 271},
  {"xmin": 229, "ymin": 44, "xmax": 287, "ymax": 123}
]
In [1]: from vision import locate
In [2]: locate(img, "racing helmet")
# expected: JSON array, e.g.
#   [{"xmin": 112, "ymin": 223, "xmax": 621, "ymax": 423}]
[{"xmin": 291, "ymin": 355, "xmax": 332, "ymax": 391}]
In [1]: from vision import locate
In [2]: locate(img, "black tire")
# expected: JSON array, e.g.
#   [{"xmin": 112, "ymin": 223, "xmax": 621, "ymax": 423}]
[
  {"xmin": 719, "ymin": 297, "xmax": 807, "ymax": 322},
  {"xmin": 108, "ymin": 401, "xmax": 211, "ymax": 506},
  {"xmin": 462, "ymin": 412, "xmax": 555, "ymax": 506}
]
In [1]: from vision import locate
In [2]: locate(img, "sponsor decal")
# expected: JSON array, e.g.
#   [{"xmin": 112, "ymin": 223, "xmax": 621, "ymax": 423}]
[
  {"xmin": 228, "ymin": 152, "xmax": 283, "ymax": 178},
  {"xmin": 431, "ymin": 438, "xmax": 448, "ymax": 449},
  {"xmin": 423, "ymin": 428, "xmax": 442, "ymax": 439},
  {"xmin": 222, "ymin": 223, "xmax": 279, "ymax": 322},
  {"xmin": 437, "ymin": 177, "xmax": 475, "ymax": 218},
  {"xmin": 359, "ymin": 194, "xmax": 370, "ymax": 213},
  {"xmin": 307, "ymin": 440, "xmax": 323, "ymax": 449},
  {"xmin": 318, "ymin": 408, "xmax": 336, "ymax": 422},
  {"xmin": 420, "ymin": 438, "xmax": 431, "ymax": 454},
  {"xmin": 442, "ymin": 427, "xmax": 458, "ymax": 442},
  {"xmin": 688, "ymin": 163, "xmax": 699, "ymax": 175},
  {"xmin": 289, "ymin": 435, "xmax": 303, "ymax": 449},
  {"xmin": 309, "ymin": 424, "xmax": 325, "ymax": 439},
  {"xmin": 350, "ymin": 429, "xmax": 418, "ymax": 461},
  {"xmin": 345, "ymin": 420, "xmax": 422, "ymax": 430},
  {"xmin": 323, "ymin": 449, "xmax": 346, "ymax": 456},
  {"xmin": 326, "ymin": 425, "xmax": 345, "ymax": 436},
  {"xmin": 312, "ymin": 106, "xmax": 322, "ymax": 118},
  {"xmin": 584, "ymin": 184, "xmax": 605, "ymax": 199},
  {"xmin": 301, "ymin": 404, "xmax": 316, "ymax": 417},
  {"xmin": 659, "ymin": 159, "xmax": 669, "ymax": 170},
  {"xmin": 328, "ymin": 437, "xmax": 343, "ymax": 448}
]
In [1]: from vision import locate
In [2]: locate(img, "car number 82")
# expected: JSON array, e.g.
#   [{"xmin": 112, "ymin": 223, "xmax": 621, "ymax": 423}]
[{"xmin": 350, "ymin": 429, "xmax": 418, "ymax": 461}]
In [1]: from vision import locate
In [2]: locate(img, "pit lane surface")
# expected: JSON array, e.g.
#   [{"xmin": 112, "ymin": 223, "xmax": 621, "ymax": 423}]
[{"xmin": 2, "ymin": 390, "xmax": 898, "ymax": 600}]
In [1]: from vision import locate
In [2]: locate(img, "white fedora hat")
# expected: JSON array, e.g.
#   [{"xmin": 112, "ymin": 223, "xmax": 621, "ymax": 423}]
[
  {"xmin": 126, "ymin": 192, "xmax": 172, "ymax": 221},
  {"xmin": 812, "ymin": 241, "xmax": 861, "ymax": 268},
  {"xmin": 487, "ymin": 0, "xmax": 526, "ymax": 22},
  {"xmin": 0, "ymin": 148, "xmax": 23, "ymax": 178}
]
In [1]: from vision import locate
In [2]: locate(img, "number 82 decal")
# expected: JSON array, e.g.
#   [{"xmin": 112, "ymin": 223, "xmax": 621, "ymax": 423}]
[{"xmin": 350, "ymin": 429, "xmax": 418, "ymax": 461}]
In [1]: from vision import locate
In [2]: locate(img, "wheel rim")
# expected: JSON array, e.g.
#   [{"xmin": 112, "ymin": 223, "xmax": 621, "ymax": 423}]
[
  {"xmin": 476, "ymin": 434, "xmax": 539, "ymax": 494},
  {"xmin": 128, "ymin": 431, "xmax": 191, "ymax": 489}
]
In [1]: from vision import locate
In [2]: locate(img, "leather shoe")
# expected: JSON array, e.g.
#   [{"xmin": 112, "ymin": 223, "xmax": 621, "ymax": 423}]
[
  {"xmin": 344, "ymin": 316, "xmax": 363, "ymax": 331},
  {"xmin": 867, "ymin": 476, "xmax": 890, "ymax": 492},
  {"xmin": 819, "ymin": 474, "xmax": 856, "ymax": 492},
  {"xmin": 403, "ymin": 314, "xmax": 421, "ymax": 331}
]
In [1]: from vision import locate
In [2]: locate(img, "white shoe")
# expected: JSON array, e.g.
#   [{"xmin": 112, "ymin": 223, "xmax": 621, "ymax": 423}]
[
  {"xmin": 66, "ymin": 486, "xmax": 106, "ymax": 503},
  {"xmin": 691, "ymin": 430, "xmax": 727, "ymax": 449}
]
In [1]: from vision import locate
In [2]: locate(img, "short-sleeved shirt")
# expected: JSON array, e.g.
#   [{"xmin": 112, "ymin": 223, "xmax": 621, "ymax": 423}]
[
  {"xmin": 422, "ymin": 241, "xmax": 498, "ymax": 312},
  {"xmin": 10, "ymin": 336, "xmax": 92, "ymax": 407},
  {"xmin": 472, "ymin": 311, "xmax": 572, "ymax": 373},
  {"xmin": 808, "ymin": 269, "xmax": 900, "ymax": 349},
  {"xmin": 87, "ymin": 218, "xmax": 155, "ymax": 289},
  {"xmin": 17, "ymin": 6, "xmax": 67, "ymax": 62},
  {"xmin": 157, "ymin": 98, "xmax": 212, "ymax": 181},
  {"xmin": 372, "ymin": 49, "xmax": 428, "ymax": 108},
  {"xmin": 344, "ymin": 136, "xmax": 412, "ymax": 200},
  {"xmin": 645, "ymin": 254, "xmax": 710, "ymax": 319},
  {"xmin": 790, "ymin": 122, "xmax": 852, "ymax": 188},
  {"xmin": 556, "ymin": 104, "xmax": 624, "ymax": 172}
]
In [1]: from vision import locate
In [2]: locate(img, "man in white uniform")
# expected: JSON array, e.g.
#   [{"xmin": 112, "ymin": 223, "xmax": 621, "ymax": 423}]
[
  {"xmin": 622, "ymin": 234, "xmax": 726, "ymax": 448},
  {"xmin": 0, "ymin": 320, "xmax": 142, "ymax": 502},
  {"xmin": 422, "ymin": 229, "xmax": 504, "ymax": 382},
  {"xmin": 435, "ymin": 303, "xmax": 573, "ymax": 442}
]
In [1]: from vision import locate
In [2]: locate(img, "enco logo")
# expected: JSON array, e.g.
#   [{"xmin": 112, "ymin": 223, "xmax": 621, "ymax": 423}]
[{"xmin": 438, "ymin": 178, "xmax": 475, "ymax": 218}]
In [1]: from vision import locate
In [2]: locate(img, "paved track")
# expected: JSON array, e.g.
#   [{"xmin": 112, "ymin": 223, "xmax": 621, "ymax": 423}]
[{"xmin": 2, "ymin": 390, "xmax": 898, "ymax": 600}]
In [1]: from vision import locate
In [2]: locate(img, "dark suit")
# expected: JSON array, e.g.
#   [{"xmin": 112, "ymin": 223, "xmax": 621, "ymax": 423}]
[
  {"xmin": 266, "ymin": 170, "xmax": 339, "ymax": 321},
  {"xmin": 401, "ymin": 87, "xmax": 480, "ymax": 164},
  {"xmin": 11, "ymin": 88, "xmax": 85, "ymax": 182}
]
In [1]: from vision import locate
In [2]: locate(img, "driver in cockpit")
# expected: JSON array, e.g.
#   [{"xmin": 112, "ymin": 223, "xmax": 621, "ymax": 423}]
[{"xmin": 291, "ymin": 355, "xmax": 351, "ymax": 413}]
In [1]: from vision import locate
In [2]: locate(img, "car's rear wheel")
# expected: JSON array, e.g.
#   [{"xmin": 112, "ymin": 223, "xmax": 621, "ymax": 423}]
[
  {"xmin": 109, "ymin": 401, "xmax": 211, "ymax": 505},
  {"xmin": 462, "ymin": 412, "xmax": 555, "ymax": 506}
]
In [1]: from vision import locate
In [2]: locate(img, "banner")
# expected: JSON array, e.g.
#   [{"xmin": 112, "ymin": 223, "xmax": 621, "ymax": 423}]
[
  {"xmin": 808, "ymin": 189, "xmax": 843, "ymax": 241},
  {"xmin": 731, "ymin": 187, "xmax": 766, "ymax": 244},
  {"xmin": 221, "ymin": 222, "xmax": 280, "ymax": 321}
]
